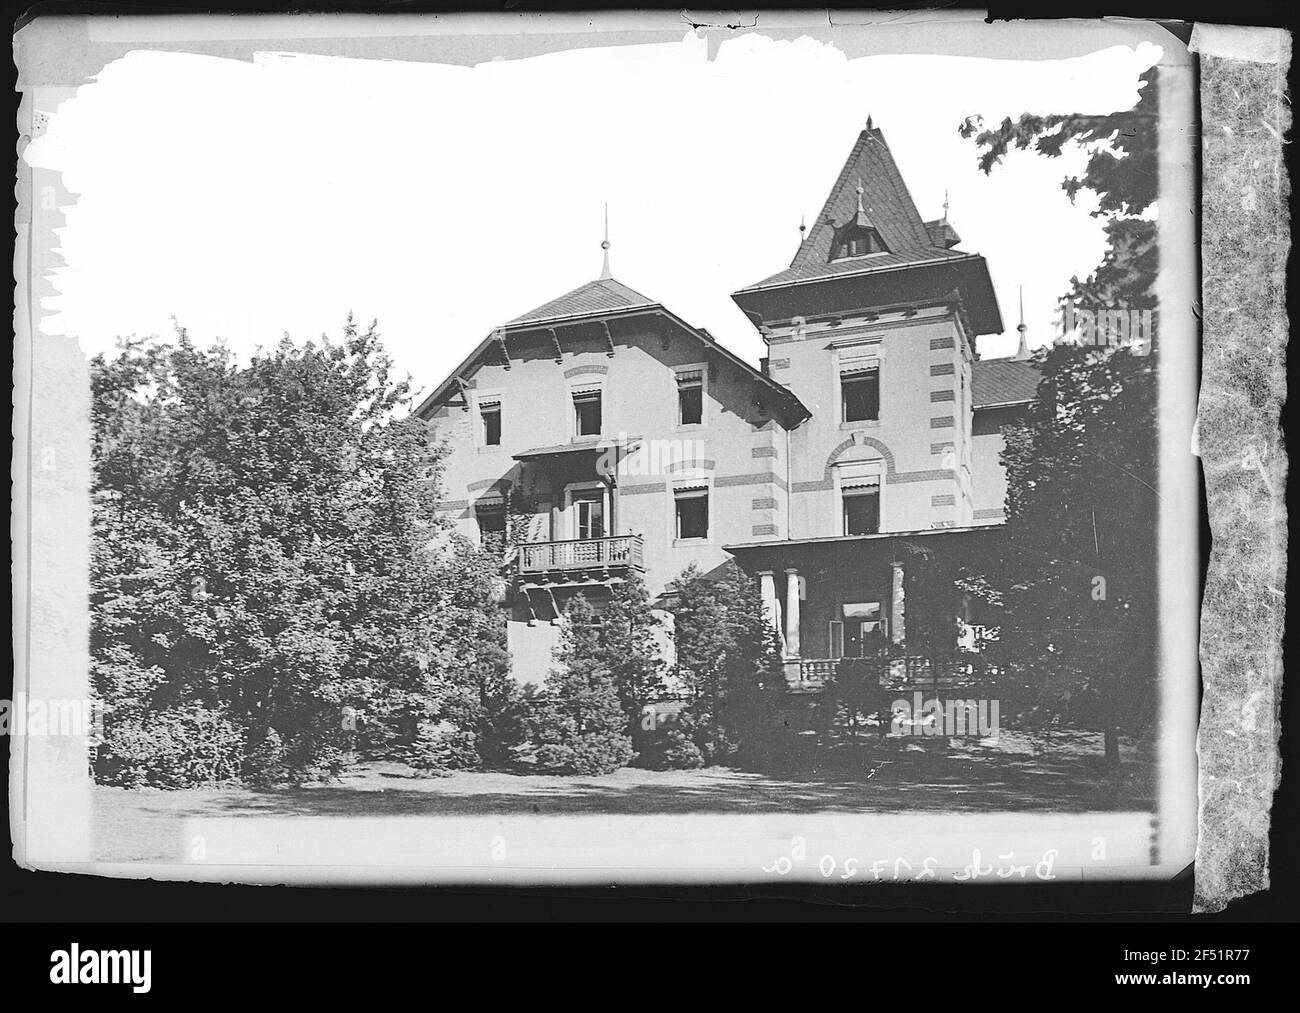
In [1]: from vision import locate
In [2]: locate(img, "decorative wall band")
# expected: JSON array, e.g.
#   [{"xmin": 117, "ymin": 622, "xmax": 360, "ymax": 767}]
[
  {"xmin": 930, "ymin": 442, "xmax": 955, "ymax": 455},
  {"xmin": 930, "ymin": 390, "xmax": 955, "ymax": 402},
  {"xmin": 663, "ymin": 458, "xmax": 716, "ymax": 473},
  {"xmin": 751, "ymin": 446, "xmax": 778, "ymax": 458},
  {"xmin": 751, "ymin": 524, "xmax": 779, "ymax": 536},
  {"xmin": 467, "ymin": 477, "xmax": 510, "ymax": 492},
  {"xmin": 619, "ymin": 482, "xmax": 667, "ymax": 496},
  {"xmin": 792, "ymin": 479, "xmax": 834, "ymax": 493},
  {"xmin": 768, "ymin": 358, "xmax": 790, "ymax": 370},
  {"xmin": 973, "ymin": 508, "xmax": 1006, "ymax": 519},
  {"xmin": 716, "ymin": 472, "xmax": 787, "ymax": 490},
  {"xmin": 930, "ymin": 416, "xmax": 955, "ymax": 429},
  {"xmin": 931, "ymin": 494, "xmax": 956, "ymax": 507},
  {"xmin": 752, "ymin": 497, "xmax": 778, "ymax": 510},
  {"xmin": 929, "ymin": 337, "xmax": 954, "ymax": 350},
  {"xmin": 563, "ymin": 364, "xmax": 609, "ymax": 379},
  {"xmin": 887, "ymin": 469, "xmax": 956, "ymax": 485},
  {"xmin": 930, "ymin": 363, "xmax": 955, "ymax": 376},
  {"xmin": 435, "ymin": 499, "xmax": 470, "ymax": 511}
]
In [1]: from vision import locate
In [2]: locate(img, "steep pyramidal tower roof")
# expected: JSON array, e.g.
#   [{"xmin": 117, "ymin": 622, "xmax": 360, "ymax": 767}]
[
  {"xmin": 732, "ymin": 121, "xmax": 1003, "ymax": 336},
  {"xmin": 742, "ymin": 123, "xmax": 966, "ymax": 292}
]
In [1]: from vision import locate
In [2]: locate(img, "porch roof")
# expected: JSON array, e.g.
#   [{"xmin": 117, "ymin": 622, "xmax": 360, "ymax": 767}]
[
  {"xmin": 723, "ymin": 524, "xmax": 1002, "ymax": 553},
  {"xmin": 513, "ymin": 435, "xmax": 643, "ymax": 461}
]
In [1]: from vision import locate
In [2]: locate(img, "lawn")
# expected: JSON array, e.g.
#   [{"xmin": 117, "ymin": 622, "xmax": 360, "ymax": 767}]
[{"xmin": 91, "ymin": 731, "xmax": 1154, "ymax": 864}]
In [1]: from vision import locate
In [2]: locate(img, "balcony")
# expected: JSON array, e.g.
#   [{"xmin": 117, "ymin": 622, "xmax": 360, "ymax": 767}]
[{"xmin": 517, "ymin": 535, "xmax": 645, "ymax": 577}]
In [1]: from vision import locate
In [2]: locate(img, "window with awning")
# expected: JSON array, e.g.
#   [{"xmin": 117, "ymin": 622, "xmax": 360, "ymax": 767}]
[
  {"xmin": 841, "ymin": 365, "xmax": 880, "ymax": 423},
  {"xmin": 676, "ymin": 369, "xmax": 704, "ymax": 426},
  {"xmin": 673, "ymin": 483, "xmax": 709, "ymax": 540},
  {"xmin": 478, "ymin": 397, "xmax": 502, "ymax": 446},
  {"xmin": 572, "ymin": 388, "xmax": 602, "ymax": 436},
  {"xmin": 839, "ymin": 468, "xmax": 881, "ymax": 535}
]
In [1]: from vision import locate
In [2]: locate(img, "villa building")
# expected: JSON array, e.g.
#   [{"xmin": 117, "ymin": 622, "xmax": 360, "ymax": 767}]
[{"xmin": 416, "ymin": 122, "xmax": 1041, "ymax": 687}]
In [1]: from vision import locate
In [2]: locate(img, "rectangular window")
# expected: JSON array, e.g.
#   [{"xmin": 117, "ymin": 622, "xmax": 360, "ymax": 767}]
[
  {"xmin": 841, "ymin": 368, "xmax": 880, "ymax": 423},
  {"xmin": 572, "ymin": 490, "xmax": 605, "ymax": 541},
  {"xmin": 676, "ymin": 370, "xmax": 703, "ymax": 426},
  {"xmin": 842, "ymin": 484, "xmax": 880, "ymax": 536},
  {"xmin": 480, "ymin": 403, "xmax": 501, "ymax": 446},
  {"xmin": 573, "ymin": 390, "xmax": 602, "ymax": 436},
  {"xmin": 674, "ymin": 487, "xmax": 709, "ymax": 540}
]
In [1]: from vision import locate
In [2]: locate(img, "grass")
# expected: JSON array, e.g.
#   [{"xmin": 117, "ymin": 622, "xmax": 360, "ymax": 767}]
[{"xmin": 91, "ymin": 732, "xmax": 1154, "ymax": 864}]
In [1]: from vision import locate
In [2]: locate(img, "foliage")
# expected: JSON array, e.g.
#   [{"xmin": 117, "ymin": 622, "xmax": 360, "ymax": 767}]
[
  {"xmin": 94, "ymin": 703, "xmax": 244, "ymax": 789},
  {"xmin": 664, "ymin": 562, "xmax": 787, "ymax": 765},
  {"xmin": 528, "ymin": 594, "xmax": 637, "ymax": 775},
  {"xmin": 90, "ymin": 319, "xmax": 505, "ymax": 786},
  {"xmin": 960, "ymin": 64, "xmax": 1161, "ymax": 764},
  {"xmin": 974, "ymin": 343, "xmax": 1159, "ymax": 760},
  {"xmin": 960, "ymin": 66, "xmax": 1159, "ymax": 335}
]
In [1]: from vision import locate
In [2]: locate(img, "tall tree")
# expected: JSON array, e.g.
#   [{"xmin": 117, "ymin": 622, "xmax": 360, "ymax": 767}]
[
  {"xmin": 665, "ymin": 562, "xmax": 786, "ymax": 764},
  {"xmin": 959, "ymin": 65, "xmax": 1161, "ymax": 764},
  {"xmin": 90, "ymin": 319, "xmax": 499, "ymax": 785},
  {"xmin": 982, "ymin": 345, "xmax": 1159, "ymax": 764},
  {"xmin": 529, "ymin": 593, "xmax": 636, "ymax": 775}
]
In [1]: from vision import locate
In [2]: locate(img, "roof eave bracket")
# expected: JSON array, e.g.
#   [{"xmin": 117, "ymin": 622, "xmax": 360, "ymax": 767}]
[
  {"xmin": 493, "ymin": 329, "xmax": 511, "ymax": 370},
  {"xmin": 601, "ymin": 320, "xmax": 616, "ymax": 358},
  {"xmin": 546, "ymin": 328, "xmax": 563, "ymax": 365}
]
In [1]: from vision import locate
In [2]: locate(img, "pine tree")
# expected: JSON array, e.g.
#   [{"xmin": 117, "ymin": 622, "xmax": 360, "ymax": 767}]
[
  {"xmin": 666, "ymin": 562, "xmax": 786, "ymax": 764},
  {"xmin": 529, "ymin": 594, "xmax": 635, "ymax": 775}
]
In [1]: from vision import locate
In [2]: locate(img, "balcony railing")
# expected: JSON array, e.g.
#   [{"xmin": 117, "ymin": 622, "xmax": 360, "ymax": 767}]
[{"xmin": 518, "ymin": 535, "xmax": 644, "ymax": 575}]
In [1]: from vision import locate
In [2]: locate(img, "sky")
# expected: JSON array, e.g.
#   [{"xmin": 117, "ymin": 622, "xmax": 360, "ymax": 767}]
[{"xmin": 26, "ymin": 32, "xmax": 1162, "ymax": 401}]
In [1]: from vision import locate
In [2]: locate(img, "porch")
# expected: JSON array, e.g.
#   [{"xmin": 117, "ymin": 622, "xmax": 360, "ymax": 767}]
[{"xmin": 723, "ymin": 526, "xmax": 1004, "ymax": 693}]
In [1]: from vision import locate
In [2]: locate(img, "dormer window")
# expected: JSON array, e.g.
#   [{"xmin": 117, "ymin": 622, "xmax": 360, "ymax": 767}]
[{"xmin": 833, "ymin": 224, "xmax": 887, "ymax": 260}]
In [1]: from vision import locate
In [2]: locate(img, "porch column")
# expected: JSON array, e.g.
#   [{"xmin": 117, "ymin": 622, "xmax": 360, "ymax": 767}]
[
  {"xmin": 783, "ymin": 568, "xmax": 801, "ymax": 659},
  {"xmin": 891, "ymin": 561, "xmax": 906, "ymax": 645},
  {"xmin": 757, "ymin": 570, "xmax": 784, "ymax": 655}
]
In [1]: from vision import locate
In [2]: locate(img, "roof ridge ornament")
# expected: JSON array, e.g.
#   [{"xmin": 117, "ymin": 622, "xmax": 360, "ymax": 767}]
[
  {"xmin": 853, "ymin": 178, "xmax": 876, "ymax": 230},
  {"xmin": 1015, "ymin": 286, "xmax": 1031, "ymax": 360},
  {"xmin": 599, "ymin": 202, "xmax": 612, "ymax": 280}
]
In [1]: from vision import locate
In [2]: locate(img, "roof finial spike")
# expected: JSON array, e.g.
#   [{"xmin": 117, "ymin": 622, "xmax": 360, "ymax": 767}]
[
  {"xmin": 942, "ymin": 189, "xmax": 950, "ymax": 225},
  {"xmin": 1015, "ymin": 286, "xmax": 1031, "ymax": 360},
  {"xmin": 856, "ymin": 177, "xmax": 866, "ymax": 215},
  {"xmin": 798, "ymin": 214, "xmax": 806, "ymax": 242},
  {"xmin": 599, "ymin": 202, "xmax": 612, "ymax": 280},
  {"xmin": 866, "ymin": 114, "xmax": 873, "ymax": 131}
]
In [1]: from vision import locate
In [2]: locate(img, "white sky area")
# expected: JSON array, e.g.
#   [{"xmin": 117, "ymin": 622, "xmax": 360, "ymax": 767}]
[{"xmin": 27, "ymin": 33, "xmax": 1161, "ymax": 399}]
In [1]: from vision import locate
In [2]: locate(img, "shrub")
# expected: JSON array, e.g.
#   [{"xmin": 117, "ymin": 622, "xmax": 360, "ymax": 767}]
[
  {"xmin": 406, "ymin": 723, "xmax": 481, "ymax": 773},
  {"xmin": 666, "ymin": 563, "xmax": 788, "ymax": 765},
  {"xmin": 636, "ymin": 725, "xmax": 706, "ymax": 771},
  {"xmin": 528, "ymin": 595, "xmax": 635, "ymax": 775},
  {"xmin": 534, "ymin": 735, "xmax": 635, "ymax": 776},
  {"xmin": 243, "ymin": 727, "xmax": 288, "ymax": 787},
  {"xmin": 95, "ymin": 704, "xmax": 244, "ymax": 788}
]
